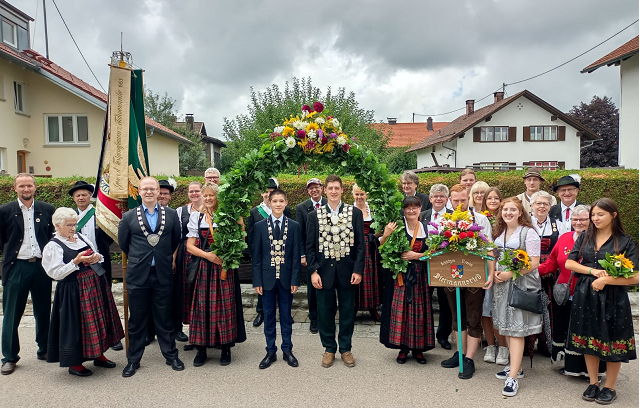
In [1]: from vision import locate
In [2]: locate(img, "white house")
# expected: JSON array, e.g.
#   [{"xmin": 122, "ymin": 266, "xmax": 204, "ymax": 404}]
[
  {"xmin": 582, "ymin": 36, "xmax": 639, "ymax": 170},
  {"xmin": 406, "ymin": 90, "xmax": 600, "ymax": 171}
]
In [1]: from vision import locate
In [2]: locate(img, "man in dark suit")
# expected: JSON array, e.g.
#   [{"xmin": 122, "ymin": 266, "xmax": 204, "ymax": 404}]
[
  {"xmin": 549, "ymin": 174, "xmax": 585, "ymax": 232},
  {"xmin": 295, "ymin": 177, "xmax": 327, "ymax": 334},
  {"xmin": 401, "ymin": 170, "xmax": 431, "ymax": 212},
  {"xmin": 246, "ymin": 177, "xmax": 292, "ymax": 328},
  {"xmin": 252, "ymin": 189, "xmax": 301, "ymax": 369},
  {"xmin": 419, "ymin": 183, "xmax": 453, "ymax": 350},
  {"xmin": 0, "ymin": 173, "xmax": 55, "ymax": 375},
  {"xmin": 306, "ymin": 175, "xmax": 364, "ymax": 368},
  {"xmin": 118, "ymin": 177, "xmax": 183, "ymax": 377}
]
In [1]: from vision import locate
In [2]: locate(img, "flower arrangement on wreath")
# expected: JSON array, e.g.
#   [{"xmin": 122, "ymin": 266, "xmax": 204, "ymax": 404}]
[
  {"xmin": 598, "ymin": 252, "xmax": 635, "ymax": 278},
  {"xmin": 264, "ymin": 101, "xmax": 352, "ymax": 155},
  {"xmin": 426, "ymin": 204, "xmax": 493, "ymax": 256},
  {"xmin": 497, "ymin": 249, "xmax": 531, "ymax": 280}
]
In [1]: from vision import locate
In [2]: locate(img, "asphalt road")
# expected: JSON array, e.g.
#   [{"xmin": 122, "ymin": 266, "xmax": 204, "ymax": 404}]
[{"xmin": 1, "ymin": 317, "xmax": 638, "ymax": 408}]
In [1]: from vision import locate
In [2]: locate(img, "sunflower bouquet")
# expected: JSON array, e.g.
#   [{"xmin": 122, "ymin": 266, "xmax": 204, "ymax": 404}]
[
  {"xmin": 598, "ymin": 253, "xmax": 635, "ymax": 279},
  {"xmin": 498, "ymin": 249, "xmax": 531, "ymax": 280}
]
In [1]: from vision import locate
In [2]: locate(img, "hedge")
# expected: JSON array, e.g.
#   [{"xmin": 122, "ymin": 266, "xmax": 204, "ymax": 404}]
[{"xmin": 0, "ymin": 168, "xmax": 637, "ymax": 242}]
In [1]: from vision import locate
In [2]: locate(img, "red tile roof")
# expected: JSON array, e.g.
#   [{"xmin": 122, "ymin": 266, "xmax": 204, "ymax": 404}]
[
  {"xmin": 374, "ymin": 122, "xmax": 449, "ymax": 148},
  {"xmin": 406, "ymin": 89, "xmax": 599, "ymax": 153},
  {"xmin": 582, "ymin": 36, "xmax": 639, "ymax": 73},
  {"xmin": 1, "ymin": 46, "xmax": 189, "ymax": 143}
]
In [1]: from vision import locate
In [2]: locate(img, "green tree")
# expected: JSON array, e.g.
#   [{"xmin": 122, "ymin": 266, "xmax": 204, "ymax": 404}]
[
  {"xmin": 220, "ymin": 77, "xmax": 390, "ymax": 173},
  {"xmin": 568, "ymin": 96, "xmax": 619, "ymax": 168},
  {"xmin": 144, "ymin": 86, "xmax": 178, "ymax": 127}
]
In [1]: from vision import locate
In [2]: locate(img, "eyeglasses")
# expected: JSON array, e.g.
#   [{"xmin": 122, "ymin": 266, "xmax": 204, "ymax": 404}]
[
  {"xmin": 158, "ymin": 192, "xmax": 170, "ymax": 196},
  {"xmin": 205, "ymin": 176, "xmax": 220, "ymax": 180},
  {"xmin": 139, "ymin": 188, "xmax": 157, "ymax": 192},
  {"xmin": 557, "ymin": 187, "xmax": 577, "ymax": 193},
  {"xmin": 572, "ymin": 218, "xmax": 589, "ymax": 223},
  {"xmin": 65, "ymin": 223, "xmax": 78, "ymax": 228},
  {"xmin": 404, "ymin": 207, "xmax": 421, "ymax": 212},
  {"xmin": 473, "ymin": 192, "xmax": 486, "ymax": 196},
  {"xmin": 431, "ymin": 195, "xmax": 447, "ymax": 200},
  {"xmin": 533, "ymin": 202, "xmax": 550, "ymax": 207}
]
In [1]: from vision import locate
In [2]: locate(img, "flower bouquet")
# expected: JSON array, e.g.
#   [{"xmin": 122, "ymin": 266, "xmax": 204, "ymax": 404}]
[
  {"xmin": 426, "ymin": 205, "xmax": 493, "ymax": 256},
  {"xmin": 498, "ymin": 249, "xmax": 531, "ymax": 280},
  {"xmin": 481, "ymin": 210, "xmax": 496, "ymax": 226},
  {"xmin": 598, "ymin": 253, "xmax": 635, "ymax": 279}
]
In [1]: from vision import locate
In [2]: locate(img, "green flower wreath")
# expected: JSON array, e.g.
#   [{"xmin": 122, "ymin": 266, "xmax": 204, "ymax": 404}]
[{"xmin": 212, "ymin": 102, "xmax": 409, "ymax": 276}]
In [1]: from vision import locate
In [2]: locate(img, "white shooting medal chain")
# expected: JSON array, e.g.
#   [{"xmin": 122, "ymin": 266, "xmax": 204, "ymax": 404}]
[
  {"xmin": 137, "ymin": 206, "xmax": 166, "ymax": 246},
  {"xmin": 268, "ymin": 217, "xmax": 289, "ymax": 278}
]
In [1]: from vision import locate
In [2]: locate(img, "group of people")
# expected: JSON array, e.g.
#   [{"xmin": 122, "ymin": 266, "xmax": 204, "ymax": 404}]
[{"xmin": 0, "ymin": 167, "xmax": 637, "ymax": 404}]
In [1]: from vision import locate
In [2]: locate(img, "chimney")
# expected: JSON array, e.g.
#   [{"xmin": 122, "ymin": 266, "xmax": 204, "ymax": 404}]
[
  {"xmin": 185, "ymin": 114, "xmax": 194, "ymax": 131},
  {"xmin": 427, "ymin": 117, "xmax": 433, "ymax": 131},
  {"xmin": 494, "ymin": 91, "xmax": 504, "ymax": 103},
  {"xmin": 465, "ymin": 100, "xmax": 474, "ymax": 116},
  {"xmin": 387, "ymin": 117, "xmax": 397, "ymax": 125}
]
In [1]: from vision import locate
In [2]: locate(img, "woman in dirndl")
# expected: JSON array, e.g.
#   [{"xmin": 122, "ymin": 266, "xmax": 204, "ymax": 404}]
[
  {"xmin": 565, "ymin": 198, "xmax": 638, "ymax": 404},
  {"xmin": 491, "ymin": 197, "xmax": 542, "ymax": 397},
  {"xmin": 352, "ymin": 183, "xmax": 381, "ymax": 321},
  {"xmin": 42, "ymin": 207, "xmax": 123, "ymax": 377},
  {"xmin": 379, "ymin": 196, "xmax": 434, "ymax": 365},
  {"xmin": 186, "ymin": 183, "xmax": 246, "ymax": 367}
]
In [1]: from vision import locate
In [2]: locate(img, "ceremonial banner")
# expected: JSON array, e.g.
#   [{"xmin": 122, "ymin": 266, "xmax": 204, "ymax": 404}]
[{"xmin": 95, "ymin": 67, "xmax": 149, "ymax": 242}]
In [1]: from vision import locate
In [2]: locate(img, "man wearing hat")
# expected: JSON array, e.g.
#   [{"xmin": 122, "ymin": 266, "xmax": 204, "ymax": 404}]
[
  {"xmin": 157, "ymin": 179, "xmax": 175, "ymax": 208},
  {"xmin": 550, "ymin": 174, "xmax": 586, "ymax": 231},
  {"xmin": 68, "ymin": 181, "xmax": 123, "ymax": 350},
  {"xmin": 516, "ymin": 168, "xmax": 556, "ymax": 214},
  {"xmin": 246, "ymin": 177, "xmax": 292, "ymax": 327},
  {"xmin": 295, "ymin": 178, "xmax": 327, "ymax": 334}
]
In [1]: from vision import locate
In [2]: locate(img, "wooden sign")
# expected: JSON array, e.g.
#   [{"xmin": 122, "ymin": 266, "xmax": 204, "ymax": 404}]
[{"xmin": 425, "ymin": 252, "xmax": 489, "ymax": 288}]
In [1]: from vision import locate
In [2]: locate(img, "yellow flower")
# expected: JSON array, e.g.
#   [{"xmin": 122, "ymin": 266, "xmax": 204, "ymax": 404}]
[
  {"xmin": 306, "ymin": 111, "xmax": 318, "ymax": 118},
  {"xmin": 622, "ymin": 257, "xmax": 634, "ymax": 269},
  {"xmin": 306, "ymin": 122, "xmax": 319, "ymax": 132},
  {"xmin": 282, "ymin": 126, "xmax": 294, "ymax": 137},
  {"xmin": 449, "ymin": 235, "xmax": 460, "ymax": 243}
]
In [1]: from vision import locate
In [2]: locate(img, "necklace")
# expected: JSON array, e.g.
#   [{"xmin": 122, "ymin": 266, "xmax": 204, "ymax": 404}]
[
  {"xmin": 317, "ymin": 204, "xmax": 354, "ymax": 260},
  {"xmin": 137, "ymin": 206, "xmax": 166, "ymax": 247},
  {"xmin": 268, "ymin": 217, "xmax": 289, "ymax": 278}
]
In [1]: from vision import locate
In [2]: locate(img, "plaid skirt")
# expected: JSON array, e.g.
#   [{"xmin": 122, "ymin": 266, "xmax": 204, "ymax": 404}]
[
  {"xmin": 380, "ymin": 262, "xmax": 435, "ymax": 351},
  {"xmin": 189, "ymin": 260, "xmax": 246, "ymax": 347},
  {"xmin": 179, "ymin": 241, "xmax": 195, "ymax": 324},
  {"xmin": 356, "ymin": 233, "xmax": 381, "ymax": 311},
  {"xmin": 48, "ymin": 268, "xmax": 124, "ymax": 367}
]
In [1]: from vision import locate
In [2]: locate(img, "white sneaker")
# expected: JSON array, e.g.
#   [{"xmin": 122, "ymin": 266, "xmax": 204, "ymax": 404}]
[
  {"xmin": 502, "ymin": 377, "xmax": 519, "ymax": 397},
  {"xmin": 496, "ymin": 346, "xmax": 509, "ymax": 365},
  {"xmin": 496, "ymin": 366, "xmax": 524, "ymax": 380},
  {"xmin": 483, "ymin": 345, "xmax": 497, "ymax": 363}
]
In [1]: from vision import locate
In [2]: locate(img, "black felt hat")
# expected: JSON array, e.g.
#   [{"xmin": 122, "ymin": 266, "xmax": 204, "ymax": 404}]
[
  {"xmin": 553, "ymin": 175, "xmax": 580, "ymax": 192},
  {"xmin": 158, "ymin": 179, "xmax": 175, "ymax": 193},
  {"xmin": 68, "ymin": 180, "xmax": 94, "ymax": 196},
  {"xmin": 266, "ymin": 177, "xmax": 279, "ymax": 189}
]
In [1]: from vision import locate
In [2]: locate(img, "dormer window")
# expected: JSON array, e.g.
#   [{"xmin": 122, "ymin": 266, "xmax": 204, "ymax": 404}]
[{"xmin": 2, "ymin": 18, "xmax": 17, "ymax": 48}]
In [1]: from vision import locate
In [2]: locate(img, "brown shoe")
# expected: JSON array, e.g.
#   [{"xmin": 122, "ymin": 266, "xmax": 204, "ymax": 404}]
[
  {"xmin": 321, "ymin": 352, "xmax": 335, "ymax": 368},
  {"xmin": 1, "ymin": 362, "xmax": 16, "ymax": 375},
  {"xmin": 341, "ymin": 351, "xmax": 355, "ymax": 367}
]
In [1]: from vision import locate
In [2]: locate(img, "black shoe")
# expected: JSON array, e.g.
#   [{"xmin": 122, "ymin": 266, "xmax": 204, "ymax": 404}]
[
  {"xmin": 309, "ymin": 321, "xmax": 319, "ymax": 334},
  {"xmin": 583, "ymin": 384, "xmax": 600, "ymax": 402},
  {"xmin": 458, "ymin": 357, "xmax": 475, "ymax": 379},
  {"xmin": 36, "ymin": 351, "xmax": 47, "ymax": 361},
  {"xmin": 166, "ymin": 358, "xmax": 185, "ymax": 371},
  {"xmin": 193, "ymin": 350, "xmax": 207, "ymax": 367},
  {"xmin": 183, "ymin": 344, "xmax": 196, "ymax": 351},
  {"xmin": 283, "ymin": 351, "xmax": 299, "ymax": 368},
  {"xmin": 220, "ymin": 348, "xmax": 231, "ymax": 366},
  {"xmin": 253, "ymin": 313, "xmax": 264, "ymax": 327},
  {"xmin": 438, "ymin": 338, "xmax": 452, "ymax": 350},
  {"xmin": 145, "ymin": 335, "xmax": 155, "ymax": 346},
  {"xmin": 396, "ymin": 352, "xmax": 407, "ymax": 364},
  {"xmin": 111, "ymin": 341, "xmax": 123, "ymax": 351},
  {"xmin": 259, "ymin": 352, "xmax": 277, "ymax": 369},
  {"xmin": 68, "ymin": 367, "xmax": 93, "ymax": 377},
  {"xmin": 174, "ymin": 331, "xmax": 189, "ymax": 343},
  {"xmin": 93, "ymin": 359, "xmax": 117, "ymax": 368},
  {"xmin": 441, "ymin": 351, "xmax": 460, "ymax": 368},
  {"xmin": 413, "ymin": 350, "xmax": 427, "ymax": 365},
  {"xmin": 595, "ymin": 387, "xmax": 616, "ymax": 405},
  {"xmin": 122, "ymin": 362, "xmax": 140, "ymax": 377}
]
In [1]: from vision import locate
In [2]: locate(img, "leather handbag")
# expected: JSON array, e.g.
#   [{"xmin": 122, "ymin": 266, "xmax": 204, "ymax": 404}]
[
  {"xmin": 509, "ymin": 284, "xmax": 544, "ymax": 314},
  {"xmin": 186, "ymin": 257, "xmax": 200, "ymax": 285},
  {"xmin": 552, "ymin": 272, "xmax": 574, "ymax": 306}
]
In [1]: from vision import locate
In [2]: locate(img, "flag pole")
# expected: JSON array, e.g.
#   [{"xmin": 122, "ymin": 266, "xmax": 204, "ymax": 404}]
[{"xmin": 122, "ymin": 252, "xmax": 129, "ymax": 351}]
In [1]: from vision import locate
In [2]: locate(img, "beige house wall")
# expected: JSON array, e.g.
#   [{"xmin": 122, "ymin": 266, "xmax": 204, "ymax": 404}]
[
  {"xmin": 0, "ymin": 59, "xmax": 32, "ymax": 174},
  {"xmin": 147, "ymin": 131, "xmax": 180, "ymax": 177}
]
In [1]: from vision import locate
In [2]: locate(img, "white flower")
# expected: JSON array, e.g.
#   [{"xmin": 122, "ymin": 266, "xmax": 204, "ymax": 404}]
[
  {"xmin": 301, "ymin": 110, "xmax": 310, "ymax": 117},
  {"xmin": 315, "ymin": 117, "xmax": 325, "ymax": 125},
  {"xmin": 307, "ymin": 129, "xmax": 316, "ymax": 139},
  {"xmin": 615, "ymin": 261, "xmax": 622, "ymax": 268},
  {"xmin": 336, "ymin": 135, "xmax": 347, "ymax": 146},
  {"xmin": 332, "ymin": 118, "xmax": 340, "ymax": 128},
  {"xmin": 274, "ymin": 125, "xmax": 285, "ymax": 134},
  {"xmin": 285, "ymin": 137, "xmax": 296, "ymax": 149},
  {"xmin": 466, "ymin": 239, "xmax": 477, "ymax": 250},
  {"xmin": 293, "ymin": 120, "xmax": 306, "ymax": 130}
]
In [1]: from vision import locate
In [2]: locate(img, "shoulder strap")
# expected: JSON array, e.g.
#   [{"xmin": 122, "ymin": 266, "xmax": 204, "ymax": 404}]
[
  {"xmin": 76, "ymin": 208, "xmax": 95, "ymax": 231},
  {"xmin": 519, "ymin": 226, "xmax": 529, "ymax": 250},
  {"xmin": 257, "ymin": 206, "xmax": 269, "ymax": 219}
]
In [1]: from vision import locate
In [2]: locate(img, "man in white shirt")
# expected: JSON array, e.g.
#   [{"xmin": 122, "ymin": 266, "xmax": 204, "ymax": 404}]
[{"xmin": 549, "ymin": 175, "xmax": 585, "ymax": 232}]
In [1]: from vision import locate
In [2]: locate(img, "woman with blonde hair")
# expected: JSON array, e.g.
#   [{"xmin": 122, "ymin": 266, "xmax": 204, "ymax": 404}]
[{"xmin": 469, "ymin": 181, "xmax": 490, "ymax": 212}]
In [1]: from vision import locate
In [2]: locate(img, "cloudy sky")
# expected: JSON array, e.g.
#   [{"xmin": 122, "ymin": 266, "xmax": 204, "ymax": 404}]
[{"xmin": 9, "ymin": 0, "xmax": 639, "ymax": 138}]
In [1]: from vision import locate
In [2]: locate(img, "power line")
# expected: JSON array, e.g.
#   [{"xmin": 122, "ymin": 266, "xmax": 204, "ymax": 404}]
[
  {"xmin": 413, "ymin": 19, "xmax": 638, "ymax": 118},
  {"xmin": 32, "ymin": 0, "xmax": 39, "ymax": 49},
  {"xmin": 50, "ymin": 0, "xmax": 106, "ymax": 92}
]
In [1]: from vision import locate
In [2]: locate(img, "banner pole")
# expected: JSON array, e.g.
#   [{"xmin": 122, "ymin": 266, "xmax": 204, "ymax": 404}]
[
  {"xmin": 456, "ymin": 286, "xmax": 463, "ymax": 373},
  {"xmin": 122, "ymin": 252, "xmax": 129, "ymax": 352}
]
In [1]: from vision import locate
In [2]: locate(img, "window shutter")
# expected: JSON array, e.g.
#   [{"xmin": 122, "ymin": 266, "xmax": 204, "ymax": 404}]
[
  {"xmin": 473, "ymin": 127, "xmax": 481, "ymax": 142},
  {"xmin": 558, "ymin": 161, "xmax": 565, "ymax": 170},
  {"xmin": 508, "ymin": 162, "xmax": 516, "ymax": 170},
  {"xmin": 17, "ymin": 27, "xmax": 29, "ymax": 52},
  {"xmin": 558, "ymin": 126, "xmax": 565, "ymax": 141},
  {"xmin": 523, "ymin": 126, "xmax": 530, "ymax": 142},
  {"xmin": 522, "ymin": 161, "xmax": 530, "ymax": 167},
  {"xmin": 509, "ymin": 127, "xmax": 516, "ymax": 142}
]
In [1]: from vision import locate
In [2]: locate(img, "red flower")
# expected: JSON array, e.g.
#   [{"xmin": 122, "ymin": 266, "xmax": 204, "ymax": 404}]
[
  {"xmin": 306, "ymin": 139, "xmax": 316, "ymax": 150},
  {"xmin": 313, "ymin": 101, "xmax": 324, "ymax": 113},
  {"xmin": 467, "ymin": 231, "xmax": 474, "ymax": 238},
  {"xmin": 342, "ymin": 143, "xmax": 350, "ymax": 152},
  {"xmin": 444, "ymin": 231, "xmax": 452, "ymax": 238},
  {"xmin": 459, "ymin": 232, "xmax": 467, "ymax": 239},
  {"xmin": 269, "ymin": 132, "xmax": 280, "ymax": 141},
  {"xmin": 297, "ymin": 130, "xmax": 307, "ymax": 138},
  {"xmin": 302, "ymin": 104, "xmax": 311, "ymax": 112}
]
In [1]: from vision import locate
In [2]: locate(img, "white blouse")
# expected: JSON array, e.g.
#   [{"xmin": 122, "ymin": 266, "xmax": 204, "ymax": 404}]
[
  {"xmin": 186, "ymin": 211, "xmax": 218, "ymax": 238},
  {"xmin": 42, "ymin": 233, "xmax": 103, "ymax": 281}
]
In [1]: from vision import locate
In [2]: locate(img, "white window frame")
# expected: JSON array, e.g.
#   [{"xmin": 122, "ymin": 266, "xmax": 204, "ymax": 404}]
[
  {"xmin": 530, "ymin": 126, "xmax": 557, "ymax": 141},
  {"xmin": 2, "ymin": 18, "xmax": 17, "ymax": 48},
  {"xmin": 480, "ymin": 126, "xmax": 509, "ymax": 142},
  {"xmin": 479, "ymin": 162, "xmax": 510, "ymax": 170},
  {"xmin": 528, "ymin": 161, "xmax": 558, "ymax": 171},
  {"xmin": 14, "ymin": 81, "xmax": 24, "ymax": 113},
  {"xmin": 0, "ymin": 147, "xmax": 5, "ymax": 173},
  {"xmin": 45, "ymin": 114, "xmax": 90, "ymax": 145}
]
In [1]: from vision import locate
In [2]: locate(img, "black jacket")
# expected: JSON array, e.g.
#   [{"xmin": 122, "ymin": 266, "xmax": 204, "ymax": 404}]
[
  {"xmin": 0, "ymin": 200, "xmax": 55, "ymax": 285},
  {"xmin": 295, "ymin": 197, "xmax": 327, "ymax": 256},
  {"xmin": 251, "ymin": 217, "xmax": 301, "ymax": 291},
  {"xmin": 419, "ymin": 208, "xmax": 452, "ymax": 224},
  {"xmin": 549, "ymin": 201, "xmax": 587, "ymax": 221}
]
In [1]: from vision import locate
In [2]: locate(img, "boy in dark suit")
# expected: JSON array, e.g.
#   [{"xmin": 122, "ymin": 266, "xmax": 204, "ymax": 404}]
[{"xmin": 252, "ymin": 189, "xmax": 301, "ymax": 369}]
